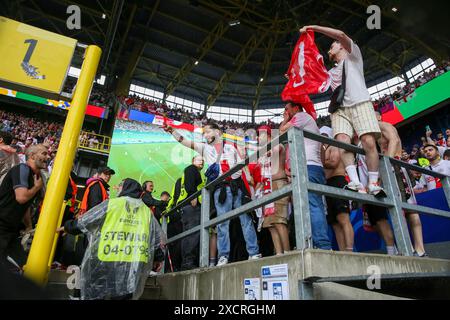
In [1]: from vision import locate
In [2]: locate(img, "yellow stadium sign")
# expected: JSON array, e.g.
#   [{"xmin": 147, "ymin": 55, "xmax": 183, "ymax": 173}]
[{"xmin": 0, "ymin": 16, "xmax": 77, "ymax": 98}]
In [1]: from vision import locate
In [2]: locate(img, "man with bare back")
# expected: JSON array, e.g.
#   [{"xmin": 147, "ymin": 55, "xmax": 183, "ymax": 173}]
[
  {"xmin": 375, "ymin": 112, "xmax": 426, "ymax": 256},
  {"xmin": 320, "ymin": 126, "xmax": 354, "ymax": 252}
]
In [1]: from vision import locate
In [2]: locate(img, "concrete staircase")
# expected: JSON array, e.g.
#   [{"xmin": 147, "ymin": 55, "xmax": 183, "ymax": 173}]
[{"xmin": 46, "ymin": 249, "xmax": 450, "ymax": 300}]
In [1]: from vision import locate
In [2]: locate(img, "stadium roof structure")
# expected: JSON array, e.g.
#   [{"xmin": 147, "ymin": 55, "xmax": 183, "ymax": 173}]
[{"xmin": 3, "ymin": 0, "xmax": 449, "ymax": 115}]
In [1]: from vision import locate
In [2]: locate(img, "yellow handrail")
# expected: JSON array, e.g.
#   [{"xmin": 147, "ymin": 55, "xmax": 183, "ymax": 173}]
[
  {"xmin": 47, "ymin": 201, "xmax": 67, "ymax": 268},
  {"xmin": 78, "ymin": 130, "xmax": 111, "ymax": 153},
  {"xmin": 24, "ymin": 45, "xmax": 102, "ymax": 285}
]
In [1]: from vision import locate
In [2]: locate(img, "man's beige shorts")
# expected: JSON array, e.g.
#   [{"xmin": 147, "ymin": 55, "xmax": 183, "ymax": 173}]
[{"xmin": 331, "ymin": 101, "xmax": 381, "ymax": 139}]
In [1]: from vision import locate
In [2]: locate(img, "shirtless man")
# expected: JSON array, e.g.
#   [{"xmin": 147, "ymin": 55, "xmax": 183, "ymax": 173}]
[
  {"xmin": 375, "ymin": 112, "xmax": 426, "ymax": 256},
  {"xmin": 320, "ymin": 126, "xmax": 354, "ymax": 251},
  {"xmin": 255, "ymin": 125, "xmax": 290, "ymax": 255}
]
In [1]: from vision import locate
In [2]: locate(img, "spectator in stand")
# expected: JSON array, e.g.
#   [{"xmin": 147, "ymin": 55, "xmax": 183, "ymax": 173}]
[
  {"xmin": 320, "ymin": 126, "xmax": 354, "ymax": 252},
  {"xmin": 256, "ymin": 126, "xmax": 290, "ymax": 256},
  {"xmin": 300, "ymin": 25, "xmax": 385, "ymax": 197},
  {"xmin": 0, "ymin": 132, "xmax": 20, "ymax": 185},
  {"xmin": 425, "ymin": 128, "xmax": 448, "ymax": 158},
  {"xmin": 279, "ymin": 101, "xmax": 331, "ymax": 250},
  {"xmin": 443, "ymin": 150, "xmax": 450, "ymax": 161},
  {"xmin": 88, "ymin": 135, "xmax": 100, "ymax": 149},
  {"xmin": 375, "ymin": 112, "xmax": 426, "ymax": 256},
  {"xmin": 163, "ymin": 121, "xmax": 261, "ymax": 266},
  {"xmin": 419, "ymin": 144, "xmax": 450, "ymax": 190},
  {"xmin": 436, "ymin": 133, "xmax": 446, "ymax": 147}
]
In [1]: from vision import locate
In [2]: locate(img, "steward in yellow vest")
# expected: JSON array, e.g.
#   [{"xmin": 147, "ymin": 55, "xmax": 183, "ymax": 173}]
[{"xmin": 60, "ymin": 178, "xmax": 165, "ymax": 300}]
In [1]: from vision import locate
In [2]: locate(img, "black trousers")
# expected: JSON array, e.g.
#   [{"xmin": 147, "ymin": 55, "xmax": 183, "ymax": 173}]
[
  {"xmin": 0, "ymin": 232, "xmax": 14, "ymax": 266},
  {"xmin": 0, "ymin": 231, "xmax": 27, "ymax": 268},
  {"xmin": 180, "ymin": 205, "xmax": 201, "ymax": 270},
  {"xmin": 165, "ymin": 215, "xmax": 183, "ymax": 272}
]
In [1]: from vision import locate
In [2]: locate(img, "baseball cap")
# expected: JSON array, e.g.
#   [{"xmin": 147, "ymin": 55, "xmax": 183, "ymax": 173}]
[{"xmin": 98, "ymin": 166, "xmax": 116, "ymax": 175}]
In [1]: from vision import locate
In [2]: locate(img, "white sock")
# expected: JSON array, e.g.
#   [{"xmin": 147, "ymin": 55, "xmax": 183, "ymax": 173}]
[
  {"xmin": 345, "ymin": 165, "xmax": 360, "ymax": 184},
  {"xmin": 368, "ymin": 171, "xmax": 379, "ymax": 185},
  {"xmin": 386, "ymin": 246, "xmax": 396, "ymax": 255}
]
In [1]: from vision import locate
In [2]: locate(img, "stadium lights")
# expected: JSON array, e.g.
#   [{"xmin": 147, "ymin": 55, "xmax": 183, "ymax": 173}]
[
  {"xmin": 229, "ymin": 20, "xmax": 240, "ymax": 27},
  {"xmin": 392, "ymin": 7, "xmax": 398, "ymax": 12}
]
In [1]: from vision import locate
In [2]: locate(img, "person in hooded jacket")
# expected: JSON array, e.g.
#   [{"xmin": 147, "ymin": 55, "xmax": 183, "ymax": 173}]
[{"xmin": 59, "ymin": 178, "xmax": 165, "ymax": 300}]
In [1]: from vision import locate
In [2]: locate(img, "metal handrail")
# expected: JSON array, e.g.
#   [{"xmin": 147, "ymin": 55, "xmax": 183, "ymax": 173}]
[{"xmin": 160, "ymin": 126, "xmax": 450, "ymax": 270}]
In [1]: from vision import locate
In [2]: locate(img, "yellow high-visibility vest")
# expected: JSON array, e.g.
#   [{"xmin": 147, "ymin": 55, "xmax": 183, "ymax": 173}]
[{"xmin": 97, "ymin": 197, "xmax": 152, "ymax": 263}]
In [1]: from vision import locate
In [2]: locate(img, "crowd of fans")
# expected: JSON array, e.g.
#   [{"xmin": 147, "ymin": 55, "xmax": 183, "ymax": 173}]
[
  {"xmin": 0, "ymin": 55, "xmax": 449, "ymax": 299},
  {"xmin": 0, "ymin": 110, "xmax": 62, "ymax": 166},
  {"xmin": 373, "ymin": 62, "xmax": 450, "ymax": 113},
  {"xmin": 0, "ymin": 109, "xmax": 103, "ymax": 170}
]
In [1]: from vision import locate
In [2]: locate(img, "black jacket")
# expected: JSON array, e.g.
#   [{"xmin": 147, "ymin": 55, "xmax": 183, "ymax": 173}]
[
  {"xmin": 87, "ymin": 179, "xmax": 110, "ymax": 210},
  {"xmin": 183, "ymin": 165, "xmax": 203, "ymax": 198}
]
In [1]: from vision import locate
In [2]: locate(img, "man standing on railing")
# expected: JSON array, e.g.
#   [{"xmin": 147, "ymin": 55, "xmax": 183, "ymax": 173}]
[
  {"xmin": 375, "ymin": 112, "xmax": 426, "ymax": 257},
  {"xmin": 280, "ymin": 101, "xmax": 331, "ymax": 250},
  {"xmin": 299, "ymin": 25, "xmax": 385, "ymax": 197},
  {"xmin": 163, "ymin": 122, "xmax": 261, "ymax": 266}
]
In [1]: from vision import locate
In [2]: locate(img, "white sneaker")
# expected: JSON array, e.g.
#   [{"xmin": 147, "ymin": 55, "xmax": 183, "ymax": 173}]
[
  {"xmin": 217, "ymin": 256, "xmax": 228, "ymax": 266},
  {"xmin": 248, "ymin": 254, "xmax": 262, "ymax": 260},
  {"xmin": 344, "ymin": 181, "xmax": 365, "ymax": 193},
  {"xmin": 367, "ymin": 183, "xmax": 387, "ymax": 198}
]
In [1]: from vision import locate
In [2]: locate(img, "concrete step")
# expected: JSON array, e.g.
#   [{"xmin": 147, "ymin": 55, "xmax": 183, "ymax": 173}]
[{"xmin": 45, "ymin": 250, "xmax": 450, "ymax": 300}]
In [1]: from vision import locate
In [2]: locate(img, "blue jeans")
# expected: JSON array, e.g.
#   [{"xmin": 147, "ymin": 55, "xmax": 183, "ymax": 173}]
[
  {"xmin": 214, "ymin": 187, "xmax": 259, "ymax": 259},
  {"xmin": 307, "ymin": 165, "xmax": 332, "ymax": 250}
]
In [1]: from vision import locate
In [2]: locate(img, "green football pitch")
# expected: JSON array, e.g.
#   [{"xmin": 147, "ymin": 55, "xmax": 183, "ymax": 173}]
[{"xmin": 107, "ymin": 142, "xmax": 198, "ymax": 198}]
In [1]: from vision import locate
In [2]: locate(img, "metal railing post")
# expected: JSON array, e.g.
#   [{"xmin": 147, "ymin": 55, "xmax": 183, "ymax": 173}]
[
  {"xmin": 379, "ymin": 156, "xmax": 414, "ymax": 256},
  {"xmin": 288, "ymin": 128, "xmax": 312, "ymax": 250},
  {"xmin": 441, "ymin": 175, "xmax": 450, "ymax": 209},
  {"xmin": 199, "ymin": 188, "xmax": 211, "ymax": 268},
  {"xmin": 161, "ymin": 216, "xmax": 168, "ymax": 274}
]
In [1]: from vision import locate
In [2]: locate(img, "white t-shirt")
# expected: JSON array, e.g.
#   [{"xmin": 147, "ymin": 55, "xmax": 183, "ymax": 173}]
[
  {"xmin": 328, "ymin": 40, "xmax": 371, "ymax": 107},
  {"xmin": 201, "ymin": 142, "xmax": 242, "ymax": 180},
  {"xmin": 423, "ymin": 159, "xmax": 450, "ymax": 190},
  {"xmin": 289, "ymin": 112, "xmax": 323, "ymax": 167}
]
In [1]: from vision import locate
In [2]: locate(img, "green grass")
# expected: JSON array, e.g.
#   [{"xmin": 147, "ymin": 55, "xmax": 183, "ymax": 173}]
[{"xmin": 107, "ymin": 142, "xmax": 198, "ymax": 198}]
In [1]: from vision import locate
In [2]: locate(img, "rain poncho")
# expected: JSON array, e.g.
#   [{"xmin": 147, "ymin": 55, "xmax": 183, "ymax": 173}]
[{"xmin": 64, "ymin": 178, "xmax": 165, "ymax": 300}]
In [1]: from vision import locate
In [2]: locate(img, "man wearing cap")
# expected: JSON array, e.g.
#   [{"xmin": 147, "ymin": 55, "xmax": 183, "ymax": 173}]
[
  {"xmin": 79, "ymin": 166, "xmax": 115, "ymax": 216},
  {"xmin": 421, "ymin": 144, "xmax": 450, "ymax": 190},
  {"xmin": 320, "ymin": 126, "xmax": 354, "ymax": 252}
]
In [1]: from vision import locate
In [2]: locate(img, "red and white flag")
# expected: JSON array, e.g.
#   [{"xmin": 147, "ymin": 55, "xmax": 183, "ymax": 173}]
[{"xmin": 281, "ymin": 30, "xmax": 331, "ymax": 119}]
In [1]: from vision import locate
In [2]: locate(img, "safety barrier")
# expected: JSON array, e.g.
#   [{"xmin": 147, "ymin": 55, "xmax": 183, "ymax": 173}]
[
  {"xmin": 161, "ymin": 126, "xmax": 450, "ymax": 270},
  {"xmin": 78, "ymin": 131, "xmax": 111, "ymax": 154}
]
